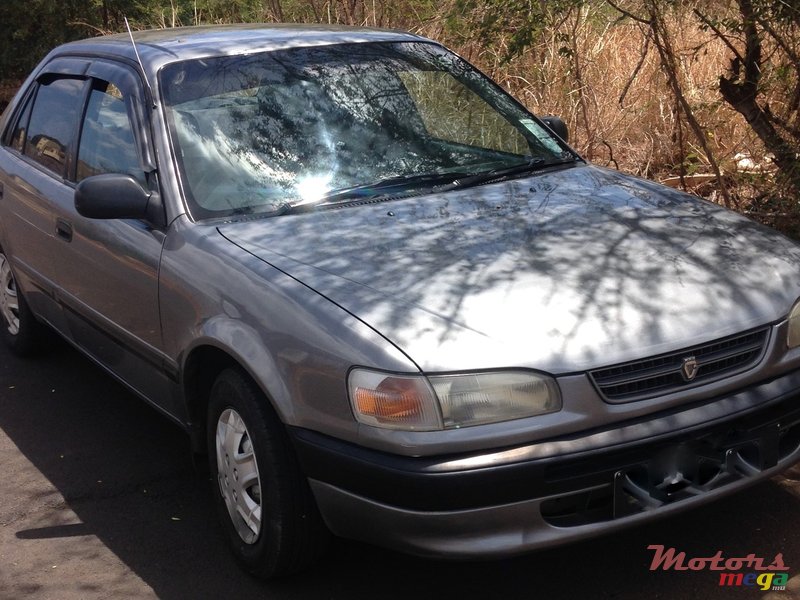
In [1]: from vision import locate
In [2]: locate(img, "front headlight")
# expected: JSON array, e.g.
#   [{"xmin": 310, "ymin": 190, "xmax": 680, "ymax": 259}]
[
  {"xmin": 429, "ymin": 371, "xmax": 561, "ymax": 428},
  {"xmin": 788, "ymin": 299, "xmax": 800, "ymax": 348},
  {"xmin": 348, "ymin": 368, "xmax": 561, "ymax": 431}
]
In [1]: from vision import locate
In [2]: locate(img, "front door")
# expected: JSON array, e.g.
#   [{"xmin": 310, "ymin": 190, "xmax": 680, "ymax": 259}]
[{"xmin": 55, "ymin": 61, "xmax": 176, "ymax": 412}]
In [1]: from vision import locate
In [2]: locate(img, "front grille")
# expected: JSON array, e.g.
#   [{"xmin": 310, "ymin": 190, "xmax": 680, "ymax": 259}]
[
  {"xmin": 540, "ymin": 394, "xmax": 800, "ymax": 528},
  {"xmin": 589, "ymin": 327, "xmax": 769, "ymax": 402}
]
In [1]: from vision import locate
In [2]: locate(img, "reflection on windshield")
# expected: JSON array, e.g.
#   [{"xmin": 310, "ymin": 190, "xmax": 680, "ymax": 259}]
[{"xmin": 161, "ymin": 41, "xmax": 567, "ymax": 218}]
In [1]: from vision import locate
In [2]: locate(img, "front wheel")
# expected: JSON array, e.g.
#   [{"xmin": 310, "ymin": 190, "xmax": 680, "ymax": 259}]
[
  {"xmin": 0, "ymin": 249, "xmax": 45, "ymax": 356},
  {"xmin": 207, "ymin": 368, "xmax": 329, "ymax": 578}
]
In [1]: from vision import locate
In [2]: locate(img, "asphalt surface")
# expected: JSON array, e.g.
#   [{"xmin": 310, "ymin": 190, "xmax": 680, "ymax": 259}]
[{"xmin": 1, "ymin": 337, "xmax": 800, "ymax": 599}]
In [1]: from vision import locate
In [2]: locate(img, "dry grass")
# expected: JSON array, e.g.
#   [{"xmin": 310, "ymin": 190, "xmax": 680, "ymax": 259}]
[{"xmin": 431, "ymin": 4, "xmax": 751, "ymax": 178}]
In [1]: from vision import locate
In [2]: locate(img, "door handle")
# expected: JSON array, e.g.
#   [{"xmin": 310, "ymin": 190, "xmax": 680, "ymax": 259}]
[{"xmin": 55, "ymin": 218, "xmax": 73, "ymax": 242}]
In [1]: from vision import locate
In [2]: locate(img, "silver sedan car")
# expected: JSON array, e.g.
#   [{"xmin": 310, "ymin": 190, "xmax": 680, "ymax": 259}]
[{"xmin": 1, "ymin": 24, "xmax": 800, "ymax": 578}]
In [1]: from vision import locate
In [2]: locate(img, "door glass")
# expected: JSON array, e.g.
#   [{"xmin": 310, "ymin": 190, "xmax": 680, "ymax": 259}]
[
  {"xmin": 24, "ymin": 77, "xmax": 85, "ymax": 176},
  {"xmin": 77, "ymin": 81, "xmax": 145, "ymax": 186},
  {"xmin": 9, "ymin": 92, "xmax": 34, "ymax": 152}
]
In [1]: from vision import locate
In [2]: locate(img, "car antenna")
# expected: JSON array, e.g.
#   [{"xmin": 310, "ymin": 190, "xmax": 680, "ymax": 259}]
[{"xmin": 124, "ymin": 17, "xmax": 156, "ymax": 109}]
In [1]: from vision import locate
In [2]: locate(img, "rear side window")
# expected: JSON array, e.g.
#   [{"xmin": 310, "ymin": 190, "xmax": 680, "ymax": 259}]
[
  {"xmin": 23, "ymin": 77, "xmax": 86, "ymax": 176},
  {"xmin": 77, "ymin": 81, "xmax": 145, "ymax": 186},
  {"xmin": 9, "ymin": 91, "xmax": 35, "ymax": 152}
]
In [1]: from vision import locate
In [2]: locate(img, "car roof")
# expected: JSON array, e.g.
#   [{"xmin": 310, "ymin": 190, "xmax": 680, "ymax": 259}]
[{"xmin": 55, "ymin": 24, "xmax": 428, "ymax": 70}]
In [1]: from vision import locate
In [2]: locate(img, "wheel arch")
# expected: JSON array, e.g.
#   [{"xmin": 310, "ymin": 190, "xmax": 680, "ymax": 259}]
[{"xmin": 181, "ymin": 339, "xmax": 289, "ymax": 454}]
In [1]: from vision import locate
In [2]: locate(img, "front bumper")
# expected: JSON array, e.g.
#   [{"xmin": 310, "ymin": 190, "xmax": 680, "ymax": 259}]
[{"xmin": 290, "ymin": 369, "xmax": 800, "ymax": 558}]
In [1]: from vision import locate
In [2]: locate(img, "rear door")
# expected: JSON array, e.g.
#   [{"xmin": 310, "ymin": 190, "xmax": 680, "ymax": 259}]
[
  {"xmin": 0, "ymin": 60, "xmax": 90, "ymax": 332},
  {"xmin": 0, "ymin": 57, "xmax": 177, "ymax": 415}
]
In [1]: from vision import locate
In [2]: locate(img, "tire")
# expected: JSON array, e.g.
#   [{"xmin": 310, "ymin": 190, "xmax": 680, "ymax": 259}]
[
  {"xmin": 0, "ymin": 248, "xmax": 45, "ymax": 356},
  {"xmin": 207, "ymin": 368, "xmax": 329, "ymax": 578}
]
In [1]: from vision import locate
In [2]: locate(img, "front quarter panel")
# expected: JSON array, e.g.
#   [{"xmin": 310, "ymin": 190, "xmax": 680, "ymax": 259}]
[{"xmin": 159, "ymin": 216, "xmax": 418, "ymax": 440}]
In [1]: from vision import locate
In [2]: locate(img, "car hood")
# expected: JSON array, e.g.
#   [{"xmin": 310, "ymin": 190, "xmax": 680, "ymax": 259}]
[{"xmin": 219, "ymin": 164, "xmax": 800, "ymax": 373}]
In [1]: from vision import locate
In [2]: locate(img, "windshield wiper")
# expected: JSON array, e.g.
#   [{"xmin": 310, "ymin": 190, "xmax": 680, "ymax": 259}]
[
  {"xmin": 439, "ymin": 155, "xmax": 580, "ymax": 192},
  {"xmin": 282, "ymin": 156, "xmax": 579, "ymax": 214},
  {"xmin": 286, "ymin": 171, "xmax": 472, "ymax": 211}
]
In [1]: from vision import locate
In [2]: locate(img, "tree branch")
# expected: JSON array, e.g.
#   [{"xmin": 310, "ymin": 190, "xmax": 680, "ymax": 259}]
[
  {"xmin": 740, "ymin": 0, "xmax": 761, "ymax": 90},
  {"xmin": 646, "ymin": 1, "xmax": 735, "ymax": 207},
  {"xmin": 693, "ymin": 9, "xmax": 744, "ymax": 64},
  {"xmin": 619, "ymin": 27, "xmax": 651, "ymax": 106},
  {"xmin": 756, "ymin": 14, "xmax": 800, "ymax": 71},
  {"xmin": 605, "ymin": 0, "xmax": 650, "ymax": 25}
]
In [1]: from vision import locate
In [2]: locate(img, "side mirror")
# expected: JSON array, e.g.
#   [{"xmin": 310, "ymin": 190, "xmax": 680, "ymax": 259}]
[
  {"xmin": 538, "ymin": 115, "xmax": 569, "ymax": 144},
  {"xmin": 75, "ymin": 173, "xmax": 163, "ymax": 226}
]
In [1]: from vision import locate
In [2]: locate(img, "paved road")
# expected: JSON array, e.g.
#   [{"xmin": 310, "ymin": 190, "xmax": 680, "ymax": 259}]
[{"xmin": 1, "ymin": 338, "xmax": 799, "ymax": 599}]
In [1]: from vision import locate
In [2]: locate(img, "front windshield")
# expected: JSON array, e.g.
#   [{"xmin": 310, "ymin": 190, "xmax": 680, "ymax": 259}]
[{"xmin": 161, "ymin": 41, "xmax": 570, "ymax": 219}]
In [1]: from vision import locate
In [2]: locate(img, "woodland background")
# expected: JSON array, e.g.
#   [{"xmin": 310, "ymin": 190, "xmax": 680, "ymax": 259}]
[{"xmin": 1, "ymin": 0, "xmax": 799, "ymax": 235}]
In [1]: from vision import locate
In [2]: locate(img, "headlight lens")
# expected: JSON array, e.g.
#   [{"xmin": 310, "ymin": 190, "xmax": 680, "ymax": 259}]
[
  {"xmin": 430, "ymin": 371, "xmax": 561, "ymax": 428},
  {"xmin": 788, "ymin": 299, "xmax": 800, "ymax": 348},
  {"xmin": 348, "ymin": 368, "xmax": 561, "ymax": 430}
]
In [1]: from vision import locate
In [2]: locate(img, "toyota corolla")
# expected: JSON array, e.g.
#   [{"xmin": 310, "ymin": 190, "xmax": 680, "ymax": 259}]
[{"xmin": 1, "ymin": 25, "xmax": 800, "ymax": 578}]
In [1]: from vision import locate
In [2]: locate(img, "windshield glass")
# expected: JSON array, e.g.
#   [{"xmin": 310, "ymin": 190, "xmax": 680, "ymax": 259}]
[{"xmin": 161, "ymin": 41, "xmax": 570, "ymax": 219}]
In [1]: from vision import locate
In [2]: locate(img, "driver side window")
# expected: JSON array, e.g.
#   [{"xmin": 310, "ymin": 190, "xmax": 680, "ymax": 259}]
[{"xmin": 77, "ymin": 81, "xmax": 146, "ymax": 187}]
